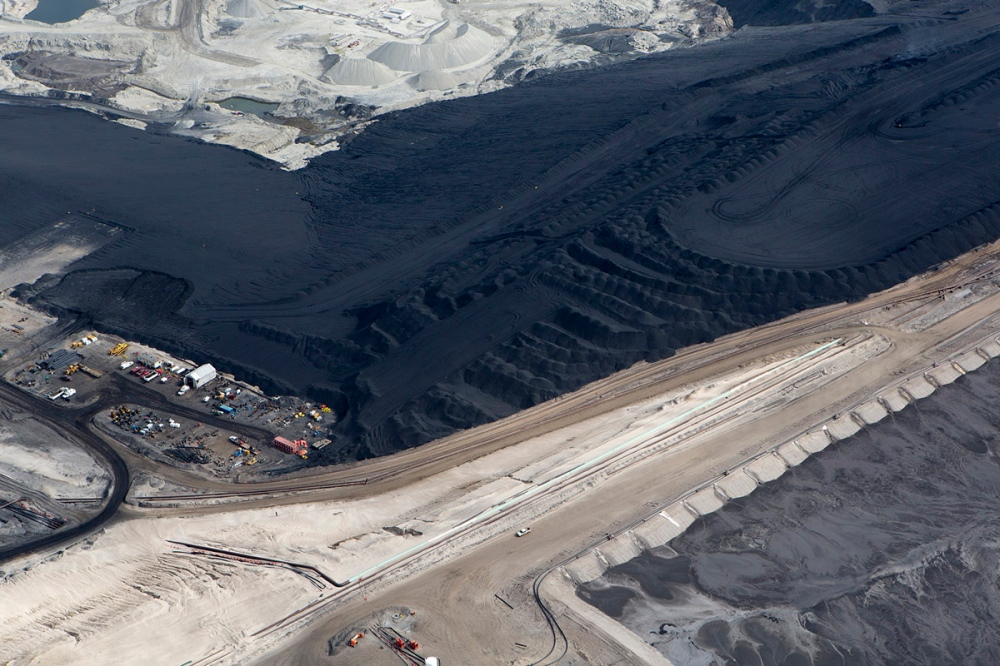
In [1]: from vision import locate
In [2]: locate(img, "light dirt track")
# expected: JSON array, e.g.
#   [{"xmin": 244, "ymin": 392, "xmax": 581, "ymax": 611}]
[
  {"xmin": 132, "ymin": 0, "xmax": 261, "ymax": 66},
  {"xmin": 5, "ymin": 235, "xmax": 994, "ymax": 664},
  {"xmin": 225, "ymin": 245, "xmax": 1000, "ymax": 665}
]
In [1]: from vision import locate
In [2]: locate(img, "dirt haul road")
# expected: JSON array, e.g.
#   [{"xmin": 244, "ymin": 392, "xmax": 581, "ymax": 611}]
[
  {"xmin": 5, "ymin": 238, "xmax": 1000, "ymax": 665},
  {"xmin": 0, "ymin": 380, "xmax": 129, "ymax": 562},
  {"xmin": 6, "ymin": 239, "xmax": 1000, "ymax": 663}
]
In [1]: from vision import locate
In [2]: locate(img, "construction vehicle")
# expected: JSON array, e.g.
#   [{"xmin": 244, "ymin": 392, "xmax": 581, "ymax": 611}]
[
  {"xmin": 348, "ymin": 632, "xmax": 364, "ymax": 647},
  {"xmin": 64, "ymin": 364, "xmax": 80, "ymax": 376},
  {"xmin": 70, "ymin": 340, "xmax": 83, "ymax": 349},
  {"xmin": 109, "ymin": 342, "xmax": 129, "ymax": 356}
]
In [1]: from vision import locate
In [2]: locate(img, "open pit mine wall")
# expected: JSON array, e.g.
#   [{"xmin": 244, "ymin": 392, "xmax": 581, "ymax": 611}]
[{"xmin": 562, "ymin": 337, "xmax": 1000, "ymax": 585}]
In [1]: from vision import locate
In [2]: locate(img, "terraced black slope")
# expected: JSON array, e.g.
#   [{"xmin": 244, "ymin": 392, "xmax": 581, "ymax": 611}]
[
  {"xmin": 7, "ymin": 0, "xmax": 1000, "ymax": 462},
  {"xmin": 718, "ymin": 0, "xmax": 874, "ymax": 28}
]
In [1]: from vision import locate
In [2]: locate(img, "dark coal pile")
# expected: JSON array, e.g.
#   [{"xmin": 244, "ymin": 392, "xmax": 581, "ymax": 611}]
[
  {"xmin": 717, "ymin": 0, "xmax": 873, "ymax": 29},
  {"xmin": 5, "ymin": 0, "xmax": 1000, "ymax": 462},
  {"xmin": 579, "ymin": 363, "xmax": 1000, "ymax": 665}
]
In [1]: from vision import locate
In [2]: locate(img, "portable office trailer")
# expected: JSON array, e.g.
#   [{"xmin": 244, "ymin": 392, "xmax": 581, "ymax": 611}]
[{"xmin": 186, "ymin": 364, "xmax": 217, "ymax": 389}]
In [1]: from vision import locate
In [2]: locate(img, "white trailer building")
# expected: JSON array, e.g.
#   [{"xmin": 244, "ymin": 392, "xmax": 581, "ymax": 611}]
[{"xmin": 186, "ymin": 364, "xmax": 217, "ymax": 389}]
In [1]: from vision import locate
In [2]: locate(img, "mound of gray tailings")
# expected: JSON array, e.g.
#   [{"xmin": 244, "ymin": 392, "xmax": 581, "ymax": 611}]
[
  {"xmin": 408, "ymin": 69, "xmax": 459, "ymax": 91},
  {"xmin": 367, "ymin": 21, "xmax": 495, "ymax": 72},
  {"xmin": 322, "ymin": 57, "xmax": 397, "ymax": 87},
  {"xmin": 226, "ymin": 0, "xmax": 269, "ymax": 19},
  {"xmin": 565, "ymin": 28, "xmax": 645, "ymax": 54}
]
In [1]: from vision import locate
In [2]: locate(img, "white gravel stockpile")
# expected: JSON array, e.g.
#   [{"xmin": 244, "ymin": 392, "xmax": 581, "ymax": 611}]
[
  {"xmin": 323, "ymin": 58, "xmax": 398, "ymax": 87},
  {"xmin": 368, "ymin": 22, "xmax": 497, "ymax": 73}
]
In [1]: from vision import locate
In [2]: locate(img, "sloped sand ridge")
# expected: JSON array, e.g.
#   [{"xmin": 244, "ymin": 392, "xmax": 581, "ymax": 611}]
[{"xmin": 579, "ymin": 363, "xmax": 1000, "ymax": 665}]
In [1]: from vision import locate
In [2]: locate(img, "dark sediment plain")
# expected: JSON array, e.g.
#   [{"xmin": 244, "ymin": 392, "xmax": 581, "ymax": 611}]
[
  {"xmin": 6, "ymin": 0, "xmax": 1000, "ymax": 461},
  {"xmin": 578, "ymin": 364, "xmax": 1000, "ymax": 665}
]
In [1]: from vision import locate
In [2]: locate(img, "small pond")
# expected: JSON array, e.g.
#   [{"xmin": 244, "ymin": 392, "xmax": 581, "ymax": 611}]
[
  {"xmin": 25, "ymin": 0, "xmax": 99, "ymax": 24},
  {"xmin": 218, "ymin": 97, "xmax": 280, "ymax": 118}
]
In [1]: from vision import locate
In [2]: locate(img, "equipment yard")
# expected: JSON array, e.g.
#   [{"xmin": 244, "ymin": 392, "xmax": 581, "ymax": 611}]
[
  {"xmin": 4, "ymin": 318, "xmax": 338, "ymax": 480},
  {"xmin": 97, "ymin": 404, "xmax": 270, "ymax": 477},
  {"xmin": 5, "ymin": 231, "xmax": 1000, "ymax": 664}
]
